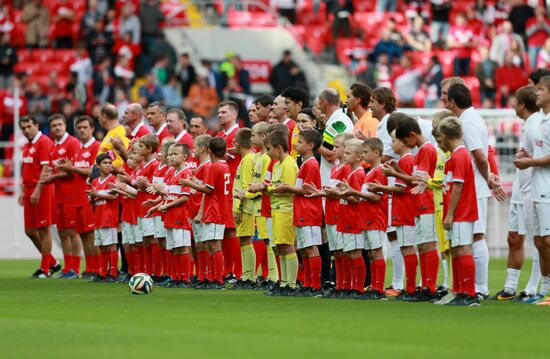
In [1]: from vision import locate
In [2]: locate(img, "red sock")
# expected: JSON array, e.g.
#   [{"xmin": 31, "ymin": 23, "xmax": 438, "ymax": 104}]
[
  {"xmin": 334, "ymin": 256, "xmax": 343, "ymax": 291},
  {"xmin": 222, "ymin": 238, "xmax": 233, "ymax": 277},
  {"xmin": 341, "ymin": 256, "xmax": 352, "ymax": 290},
  {"xmin": 208, "ymin": 255, "xmax": 215, "ymax": 282},
  {"xmin": 48, "ymin": 254, "xmax": 57, "ymax": 267},
  {"xmin": 151, "ymin": 243, "xmax": 161, "ymax": 276},
  {"xmin": 424, "ymin": 250, "xmax": 439, "ymax": 294},
  {"xmin": 197, "ymin": 250, "xmax": 209, "ymax": 282},
  {"xmin": 352, "ymin": 257, "xmax": 366, "ymax": 293},
  {"xmin": 213, "ymin": 250, "xmax": 225, "ymax": 284},
  {"xmin": 260, "ymin": 246, "xmax": 268, "ymax": 279},
  {"xmin": 253, "ymin": 240, "xmax": 266, "ymax": 275},
  {"xmin": 297, "ymin": 259, "xmax": 304, "ymax": 284},
  {"xmin": 40, "ymin": 254, "xmax": 50, "ymax": 274},
  {"xmin": 302, "ymin": 256, "xmax": 311, "ymax": 288},
  {"xmin": 374, "ymin": 258, "xmax": 386, "ymax": 294},
  {"xmin": 63, "ymin": 254, "xmax": 71, "ymax": 273},
  {"xmin": 370, "ymin": 260, "xmax": 376, "ymax": 292},
  {"xmin": 109, "ymin": 251, "xmax": 118, "ymax": 277},
  {"xmin": 84, "ymin": 255, "xmax": 91, "ymax": 273},
  {"xmin": 189, "ymin": 257, "xmax": 195, "ymax": 279},
  {"xmin": 72, "ymin": 255, "xmax": 81, "ymax": 274},
  {"xmin": 144, "ymin": 245, "xmax": 152, "ymax": 274},
  {"xmin": 419, "ymin": 252, "xmax": 427, "ymax": 289},
  {"xmin": 459, "ymin": 255, "xmax": 476, "ymax": 297},
  {"xmin": 160, "ymin": 248, "xmax": 167, "ymax": 276},
  {"xmin": 403, "ymin": 254, "xmax": 418, "ymax": 294},
  {"xmin": 231, "ymin": 237, "xmax": 242, "ymax": 279},
  {"xmin": 309, "ymin": 255, "xmax": 322, "ymax": 290},
  {"xmin": 99, "ymin": 252, "xmax": 109, "ymax": 277},
  {"xmin": 173, "ymin": 252, "xmax": 182, "ymax": 281},
  {"xmin": 452, "ymin": 256, "xmax": 461, "ymax": 293},
  {"xmin": 126, "ymin": 250, "xmax": 134, "ymax": 275},
  {"xmin": 135, "ymin": 246, "xmax": 144, "ymax": 273},
  {"xmin": 90, "ymin": 255, "xmax": 99, "ymax": 274},
  {"xmin": 276, "ymin": 255, "xmax": 281, "ymax": 279},
  {"xmin": 181, "ymin": 253, "xmax": 191, "ymax": 282},
  {"xmin": 165, "ymin": 251, "xmax": 172, "ymax": 279}
]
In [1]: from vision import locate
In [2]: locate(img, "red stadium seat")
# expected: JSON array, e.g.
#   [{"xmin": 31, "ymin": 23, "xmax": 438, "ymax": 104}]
[
  {"xmin": 353, "ymin": 0, "xmax": 376, "ymax": 12},
  {"xmin": 249, "ymin": 12, "xmax": 277, "ymax": 27},
  {"xmin": 54, "ymin": 49, "xmax": 77, "ymax": 64},
  {"xmin": 13, "ymin": 62, "xmax": 41, "ymax": 76},
  {"xmin": 227, "ymin": 10, "xmax": 251, "ymax": 28},
  {"xmin": 16, "ymin": 49, "xmax": 32, "ymax": 62},
  {"xmin": 305, "ymin": 25, "xmax": 328, "ymax": 55},
  {"xmin": 434, "ymin": 49, "xmax": 455, "ymax": 77},
  {"xmin": 36, "ymin": 62, "xmax": 69, "ymax": 76},
  {"xmin": 31, "ymin": 49, "xmax": 55, "ymax": 63},
  {"xmin": 463, "ymin": 76, "xmax": 481, "ymax": 107}
]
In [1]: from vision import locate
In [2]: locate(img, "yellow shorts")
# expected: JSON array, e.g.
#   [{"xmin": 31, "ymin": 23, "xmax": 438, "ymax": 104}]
[
  {"xmin": 236, "ymin": 212, "xmax": 255, "ymax": 238},
  {"xmin": 435, "ymin": 208, "xmax": 450, "ymax": 252},
  {"xmin": 256, "ymin": 216, "xmax": 269, "ymax": 240},
  {"xmin": 272, "ymin": 211, "xmax": 295, "ymax": 246}
]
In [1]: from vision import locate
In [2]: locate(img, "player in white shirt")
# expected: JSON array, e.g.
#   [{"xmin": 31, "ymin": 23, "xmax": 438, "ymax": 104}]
[
  {"xmin": 514, "ymin": 76, "xmax": 550, "ymax": 305},
  {"xmin": 493, "ymin": 86, "xmax": 542, "ymax": 301},
  {"xmin": 444, "ymin": 81, "xmax": 507, "ymax": 299}
]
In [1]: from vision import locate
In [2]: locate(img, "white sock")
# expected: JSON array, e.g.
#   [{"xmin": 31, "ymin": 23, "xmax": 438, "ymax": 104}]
[
  {"xmin": 390, "ymin": 240, "xmax": 404, "ymax": 290},
  {"xmin": 442, "ymin": 257, "xmax": 449, "ymax": 288},
  {"xmin": 540, "ymin": 275, "xmax": 550, "ymax": 296},
  {"xmin": 504, "ymin": 268, "xmax": 520, "ymax": 293},
  {"xmin": 472, "ymin": 239, "xmax": 490, "ymax": 294},
  {"xmin": 525, "ymin": 247, "xmax": 541, "ymax": 295}
]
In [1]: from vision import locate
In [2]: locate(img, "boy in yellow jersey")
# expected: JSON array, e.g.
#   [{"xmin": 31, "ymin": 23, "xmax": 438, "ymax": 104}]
[
  {"xmin": 231, "ymin": 128, "xmax": 257, "ymax": 289},
  {"xmin": 259, "ymin": 129, "xmax": 299, "ymax": 296}
]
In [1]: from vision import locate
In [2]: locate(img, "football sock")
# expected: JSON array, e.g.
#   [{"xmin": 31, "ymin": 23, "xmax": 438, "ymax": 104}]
[
  {"xmin": 459, "ymin": 254, "xmax": 476, "ymax": 297},
  {"xmin": 73, "ymin": 255, "xmax": 81, "ymax": 274},
  {"xmin": 540, "ymin": 275, "xmax": 550, "ymax": 296},
  {"xmin": 126, "ymin": 250, "xmax": 134, "ymax": 275},
  {"xmin": 253, "ymin": 240, "xmax": 266, "ymax": 275},
  {"xmin": 302, "ymin": 256, "xmax": 311, "ymax": 288},
  {"xmin": 424, "ymin": 250, "xmax": 439, "ymax": 294},
  {"xmin": 241, "ymin": 243, "xmax": 256, "ymax": 281},
  {"xmin": 374, "ymin": 258, "xmax": 386, "ymax": 293},
  {"xmin": 173, "ymin": 253, "xmax": 182, "ymax": 281},
  {"xmin": 40, "ymin": 254, "xmax": 50, "ymax": 274},
  {"xmin": 151, "ymin": 243, "xmax": 161, "ymax": 276},
  {"xmin": 213, "ymin": 250, "xmax": 225, "ymax": 284},
  {"xmin": 166, "ymin": 251, "xmax": 173, "ymax": 279},
  {"xmin": 109, "ymin": 251, "xmax": 118, "ymax": 278},
  {"xmin": 260, "ymin": 246, "xmax": 268, "ymax": 278},
  {"xmin": 266, "ymin": 246, "xmax": 278, "ymax": 282},
  {"xmin": 296, "ymin": 258, "xmax": 304, "ymax": 284},
  {"xmin": 99, "ymin": 252, "xmax": 109, "ymax": 277},
  {"xmin": 189, "ymin": 257, "xmax": 195, "ymax": 278},
  {"xmin": 334, "ymin": 256, "xmax": 343, "ymax": 291},
  {"xmin": 222, "ymin": 239, "xmax": 233, "ymax": 277},
  {"xmin": 504, "ymin": 268, "xmax": 521, "ymax": 294},
  {"xmin": 63, "ymin": 254, "xmax": 71, "ymax": 273},
  {"xmin": 279, "ymin": 254, "xmax": 288, "ymax": 287},
  {"xmin": 183, "ymin": 253, "xmax": 191, "ymax": 282},
  {"xmin": 276, "ymin": 255, "xmax": 282, "ymax": 280},
  {"xmin": 84, "ymin": 255, "xmax": 91, "ymax": 273},
  {"xmin": 208, "ymin": 255, "xmax": 215, "ymax": 282},
  {"xmin": 525, "ymin": 247, "xmax": 541, "ymax": 295},
  {"xmin": 89, "ymin": 255, "xmax": 98, "ymax": 274},
  {"xmin": 286, "ymin": 252, "xmax": 299, "ymax": 289},
  {"xmin": 135, "ymin": 246, "xmax": 144, "ymax": 274},
  {"xmin": 403, "ymin": 254, "xmax": 418, "ymax": 294},
  {"xmin": 452, "ymin": 256, "xmax": 461, "ymax": 293},
  {"xmin": 231, "ymin": 237, "xmax": 242, "ymax": 279},
  {"xmin": 352, "ymin": 257, "xmax": 366, "ymax": 293},
  {"xmin": 341, "ymin": 255, "xmax": 352, "ymax": 290},
  {"xmin": 309, "ymin": 255, "xmax": 322, "ymax": 290},
  {"xmin": 197, "ymin": 250, "xmax": 209, "ymax": 282},
  {"xmin": 144, "ymin": 245, "xmax": 152, "ymax": 275},
  {"xmin": 441, "ymin": 256, "xmax": 449, "ymax": 288},
  {"xmin": 390, "ymin": 240, "xmax": 404, "ymax": 290},
  {"xmin": 419, "ymin": 252, "xmax": 426, "ymax": 289},
  {"xmin": 48, "ymin": 254, "xmax": 58, "ymax": 267},
  {"xmin": 472, "ymin": 239, "xmax": 489, "ymax": 295}
]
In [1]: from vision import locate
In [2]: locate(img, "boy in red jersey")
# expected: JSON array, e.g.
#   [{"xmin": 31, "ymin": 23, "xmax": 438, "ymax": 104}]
[
  {"xmin": 55, "ymin": 116, "xmax": 100, "ymax": 278},
  {"xmin": 438, "ymin": 116, "xmax": 480, "ymax": 306},
  {"xmin": 273, "ymin": 130, "xmax": 324, "ymax": 296},
  {"xmin": 88, "ymin": 154, "xmax": 120, "ymax": 282},
  {"xmin": 19, "ymin": 116, "xmax": 58, "ymax": 278},
  {"xmin": 156, "ymin": 143, "xmax": 193, "ymax": 287},
  {"xmin": 134, "ymin": 134, "xmax": 160, "ymax": 278},
  {"xmin": 179, "ymin": 137, "xmax": 229, "ymax": 290},
  {"xmin": 43, "ymin": 114, "xmax": 82, "ymax": 278},
  {"xmin": 369, "ymin": 131, "xmax": 417, "ymax": 299},
  {"xmin": 187, "ymin": 135, "xmax": 213, "ymax": 288},
  {"xmin": 383, "ymin": 116, "xmax": 440, "ymax": 300}
]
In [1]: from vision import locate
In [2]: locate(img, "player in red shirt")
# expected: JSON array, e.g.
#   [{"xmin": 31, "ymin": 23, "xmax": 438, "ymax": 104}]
[
  {"xmin": 167, "ymin": 108, "xmax": 197, "ymax": 172},
  {"xmin": 134, "ymin": 134, "xmax": 160, "ymax": 278},
  {"xmin": 384, "ymin": 116, "xmax": 440, "ymax": 300},
  {"xmin": 42, "ymin": 114, "xmax": 82, "ymax": 278},
  {"xmin": 88, "ymin": 154, "xmax": 120, "ymax": 282},
  {"xmin": 274, "ymin": 130, "xmax": 323, "ymax": 296},
  {"xmin": 124, "ymin": 103, "xmax": 151, "ymax": 141},
  {"xmin": 147, "ymin": 102, "xmax": 171, "ymax": 145},
  {"xmin": 55, "ymin": 116, "xmax": 100, "ymax": 278},
  {"xmin": 19, "ymin": 116, "xmax": 58, "ymax": 278},
  {"xmin": 215, "ymin": 101, "xmax": 241, "ymax": 282},
  {"xmin": 438, "ymin": 116, "xmax": 480, "ymax": 306},
  {"xmin": 180, "ymin": 137, "xmax": 229, "ymax": 289}
]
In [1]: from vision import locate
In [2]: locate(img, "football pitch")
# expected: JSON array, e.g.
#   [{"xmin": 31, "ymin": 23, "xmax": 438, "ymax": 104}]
[{"xmin": 1, "ymin": 259, "xmax": 548, "ymax": 358}]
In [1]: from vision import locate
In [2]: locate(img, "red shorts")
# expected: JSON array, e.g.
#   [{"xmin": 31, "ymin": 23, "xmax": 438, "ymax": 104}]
[
  {"xmin": 55, "ymin": 202, "xmax": 77, "ymax": 230},
  {"xmin": 24, "ymin": 185, "xmax": 54, "ymax": 229},
  {"xmin": 74, "ymin": 203, "xmax": 96, "ymax": 234}
]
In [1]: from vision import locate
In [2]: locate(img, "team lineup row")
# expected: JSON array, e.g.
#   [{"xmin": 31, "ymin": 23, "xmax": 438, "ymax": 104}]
[{"xmin": 18, "ymin": 72, "xmax": 550, "ymax": 307}]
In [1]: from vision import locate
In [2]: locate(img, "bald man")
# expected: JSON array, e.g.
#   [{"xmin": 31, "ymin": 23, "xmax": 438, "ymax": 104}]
[{"xmin": 124, "ymin": 103, "xmax": 151, "ymax": 140}]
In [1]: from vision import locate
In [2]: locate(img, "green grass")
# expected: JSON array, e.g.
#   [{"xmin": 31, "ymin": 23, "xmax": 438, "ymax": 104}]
[{"xmin": 0, "ymin": 259, "xmax": 549, "ymax": 359}]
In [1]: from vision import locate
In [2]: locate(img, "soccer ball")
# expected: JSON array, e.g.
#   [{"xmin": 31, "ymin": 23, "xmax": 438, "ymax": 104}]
[{"xmin": 129, "ymin": 273, "xmax": 153, "ymax": 295}]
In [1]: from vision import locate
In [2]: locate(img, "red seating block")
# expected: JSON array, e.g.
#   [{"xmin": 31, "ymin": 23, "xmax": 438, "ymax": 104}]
[
  {"xmin": 463, "ymin": 76, "xmax": 481, "ymax": 107},
  {"xmin": 31, "ymin": 49, "xmax": 55, "ymax": 63},
  {"xmin": 13, "ymin": 62, "xmax": 41, "ymax": 76},
  {"xmin": 54, "ymin": 49, "xmax": 77, "ymax": 64},
  {"xmin": 16, "ymin": 49, "xmax": 32, "ymax": 62}
]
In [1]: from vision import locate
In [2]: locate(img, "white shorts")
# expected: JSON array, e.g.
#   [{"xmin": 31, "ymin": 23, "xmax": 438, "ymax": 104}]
[
  {"xmin": 296, "ymin": 226, "xmax": 322, "ymax": 250},
  {"xmin": 363, "ymin": 230, "xmax": 387, "ymax": 250},
  {"xmin": 415, "ymin": 214, "xmax": 436, "ymax": 244},
  {"xmin": 154, "ymin": 216, "xmax": 167, "ymax": 238},
  {"xmin": 396, "ymin": 225, "xmax": 416, "ymax": 247},
  {"xmin": 139, "ymin": 217, "xmax": 155, "ymax": 237},
  {"xmin": 473, "ymin": 197, "xmax": 488, "ymax": 235},
  {"xmin": 326, "ymin": 224, "xmax": 343, "ymax": 251},
  {"xmin": 122, "ymin": 221, "xmax": 141, "ymax": 245},
  {"xmin": 342, "ymin": 232, "xmax": 364, "ymax": 252},
  {"xmin": 508, "ymin": 203, "xmax": 526, "ymax": 235},
  {"xmin": 523, "ymin": 198, "xmax": 535, "ymax": 238},
  {"xmin": 266, "ymin": 217, "xmax": 274, "ymax": 248},
  {"xmin": 533, "ymin": 202, "xmax": 550, "ymax": 236},
  {"xmin": 191, "ymin": 220, "xmax": 203, "ymax": 243},
  {"xmin": 447, "ymin": 221, "xmax": 474, "ymax": 247},
  {"xmin": 203, "ymin": 223, "xmax": 225, "ymax": 241},
  {"xmin": 94, "ymin": 227, "xmax": 117, "ymax": 247},
  {"xmin": 166, "ymin": 228, "xmax": 191, "ymax": 250}
]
